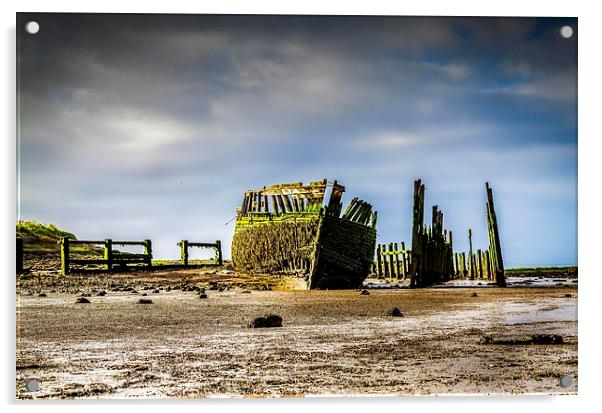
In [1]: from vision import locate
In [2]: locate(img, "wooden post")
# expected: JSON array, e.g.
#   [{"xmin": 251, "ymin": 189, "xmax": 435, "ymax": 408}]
[
  {"xmin": 104, "ymin": 239, "xmax": 113, "ymax": 271},
  {"xmin": 389, "ymin": 242, "xmax": 397, "ymax": 279},
  {"xmin": 483, "ymin": 250, "xmax": 489, "ymax": 279},
  {"xmin": 61, "ymin": 236, "xmax": 70, "ymax": 275},
  {"xmin": 400, "ymin": 242, "xmax": 407, "ymax": 278},
  {"xmin": 383, "ymin": 244, "xmax": 390, "ymax": 279},
  {"xmin": 16, "ymin": 237, "xmax": 23, "ymax": 275},
  {"xmin": 180, "ymin": 240, "xmax": 189, "ymax": 266},
  {"xmin": 215, "ymin": 240, "xmax": 223, "ymax": 266},
  {"xmin": 486, "ymin": 183, "xmax": 506, "ymax": 287},
  {"xmin": 144, "ymin": 239, "xmax": 152, "ymax": 267},
  {"xmin": 376, "ymin": 244, "xmax": 383, "ymax": 278},
  {"xmin": 468, "ymin": 228, "xmax": 474, "ymax": 280},
  {"xmin": 410, "ymin": 179, "xmax": 425, "ymax": 287}
]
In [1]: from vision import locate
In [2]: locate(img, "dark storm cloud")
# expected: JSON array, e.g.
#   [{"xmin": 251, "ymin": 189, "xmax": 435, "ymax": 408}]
[{"xmin": 17, "ymin": 14, "xmax": 577, "ymax": 265}]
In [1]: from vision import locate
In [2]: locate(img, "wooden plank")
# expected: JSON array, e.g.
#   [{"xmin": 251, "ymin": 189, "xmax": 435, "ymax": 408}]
[
  {"xmin": 68, "ymin": 240, "xmax": 104, "ymax": 245},
  {"xmin": 270, "ymin": 195, "xmax": 280, "ymax": 215},
  {"xmin": 70, "ymin": 259, "xmax": 110, "ymax": 265},
  {"xmin": 283, "ymin": 195, "xmax": 294, "ymax": 212},
  {"xmin": 112, "ymin": 240, "xmax": 148, "ymax": 246},
  {"xmin": 188, "ymin": 242, "xmax": 219, "ymax": 248},
  {"xmin": 342, "ymin": 197, "xmax": 358, "ymax": 219}
]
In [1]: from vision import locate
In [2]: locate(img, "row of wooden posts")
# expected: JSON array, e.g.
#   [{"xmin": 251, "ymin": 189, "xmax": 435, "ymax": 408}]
[
  {"xmin": 372, "ymin": 180, "xmax": 506, "ymax": 287},
  {"xmin": 372, "ymin": 242, "xmax": 411, "ymax": 279},
  {"xmin": 453, "ymin": 249, "xmax": 494, "ymax": 280},
  {"xmin": 59, "ymin": 237, "xmax": 222, "ymax": 275},
  {"xmin": 409, "ymin": 180, "xmax": 455, "ymax": 287}
]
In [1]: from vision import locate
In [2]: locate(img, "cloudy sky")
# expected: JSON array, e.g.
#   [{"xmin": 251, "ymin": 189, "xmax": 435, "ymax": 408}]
[{"xmin": 17, "ymin": 14, "xmax": 577, "ymax": 266}]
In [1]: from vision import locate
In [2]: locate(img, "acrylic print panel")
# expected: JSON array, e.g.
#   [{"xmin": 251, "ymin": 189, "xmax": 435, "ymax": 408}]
[{"xmin": 16, "ymin": 13, "xmax": 578, "ymax": 399}]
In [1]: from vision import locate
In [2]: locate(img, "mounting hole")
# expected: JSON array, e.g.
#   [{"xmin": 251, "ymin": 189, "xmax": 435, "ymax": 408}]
[
  {"xmin": 25, "ymin": 378, "xmax": 39, "ymax": 392},
  {"xmin": 560, "ymin": 25, "xmax": 573, "ymax": 39},
  {"xmin": 559, "ymin": 375, "xmax": 573, "ymax": 388},
  {"xmin": 25, "ymin": 21, "xmax": 39, "ymax": 34}
]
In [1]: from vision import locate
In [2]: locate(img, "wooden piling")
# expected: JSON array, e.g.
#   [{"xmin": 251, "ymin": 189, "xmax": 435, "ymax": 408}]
[
  {"xmin": 180, "ymin": 240, "xmax": 189, "ymax": 266},
  {"xmin": 61, "ymin": 237, "xmax": 70, "ymax": 275},
  {"xmin": 468, "ymin": 228, "xmax": 474, "ymax": 280},
  {"xmin": 16, "ymin": 237, "xmax": 23, "ymax": 275},
  {"xmin": 144, "ymin": 239, "xmax": 152, "ymax": 267},
  {"xmin": 104, "ymin": 239, "xmax": 113, "ymax": 271},
  {"xmin": 486, "ymin": 182, "xmax": 506, "ymax": 287},
  {"xmin": 215, "ymin": 240, "xmax": 223, "ymax": 266}
]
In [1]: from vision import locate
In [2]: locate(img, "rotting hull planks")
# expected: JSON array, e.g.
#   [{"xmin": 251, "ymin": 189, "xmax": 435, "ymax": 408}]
[
  {"xmin": 231, "ymin": 214, "xmax": 376, "ymax": 290},
  {"xmin": 231, "ymin": 179, "xmax": 377, "ymax": 290}
]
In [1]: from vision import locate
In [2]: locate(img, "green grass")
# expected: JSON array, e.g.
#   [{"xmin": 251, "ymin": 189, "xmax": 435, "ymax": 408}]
[
  {"xmin": 505, "ymin": 266, "xmax": 578, "ymax": 277},
  {"xmin": 16, "ymin": 220, "xmax": 102, "ymax": 255},
  {"xmin": 16, "ymin": 220, "xmax": 76, "ymax": 241},
  {"xmin": 506, "ymin": 266, "xmax": 577, "ymax": 271}
]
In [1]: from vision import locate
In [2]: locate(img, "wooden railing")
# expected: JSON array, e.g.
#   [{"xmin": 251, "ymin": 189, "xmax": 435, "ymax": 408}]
[
  {"xmin": 178, "ymin": 240, "xmax": 222, "ymax": 266},
  {"xmin": 373, "ymin": 242, "xmax": 411, "ymax": 280},
  {"xmin": 60, "ymin": 237, "xmax": 152, "ymax": 275}
]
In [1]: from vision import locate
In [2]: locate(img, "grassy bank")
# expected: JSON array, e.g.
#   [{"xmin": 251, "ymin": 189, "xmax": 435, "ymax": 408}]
[
  {"xmin": 506, "ymin": 266, "xmax": 577, "ymax": 278},
  {"xmin": 16, "ymin": 220, "xmax": 101, "ymax": 256}
]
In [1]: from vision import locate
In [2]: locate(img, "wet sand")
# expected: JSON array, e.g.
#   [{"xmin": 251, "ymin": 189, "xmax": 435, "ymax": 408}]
[{"xmin": 16, "ymin": 276, "xmax": 577, "ymax": 398}]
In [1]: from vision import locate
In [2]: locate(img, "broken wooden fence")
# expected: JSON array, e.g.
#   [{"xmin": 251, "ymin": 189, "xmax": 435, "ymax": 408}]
[
  {"xmin": 373, "ymin": 242, "xmax": 411, "ymax": 279},
  {"xmin": 451, "ymin": 183, "xmax": 506, "ymax": 286},
  {"xmin": 178, "ymin": 240, "xmax": 223, "ymax": 266},
  {"xmin": 60, "ymin": 237, "xmax": 152, "ymax": 275},
  {"xmin": 409, "ymin": 179, "xmax": 455, "ymax": 288},
  {"xmin": 453, "ymin": 248, "xmax": 493, "ymax": 280}
]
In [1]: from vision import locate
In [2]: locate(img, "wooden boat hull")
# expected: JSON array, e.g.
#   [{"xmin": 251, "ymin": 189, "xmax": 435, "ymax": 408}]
[{"xmin": 232, "ymin": 214, "xmax": 376, "ymax": 290}]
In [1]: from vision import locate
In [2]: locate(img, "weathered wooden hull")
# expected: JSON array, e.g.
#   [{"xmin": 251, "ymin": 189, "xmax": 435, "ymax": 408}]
[{"xmin": 232, "ymin": 214, "xmax": 376, "ymax": 290}]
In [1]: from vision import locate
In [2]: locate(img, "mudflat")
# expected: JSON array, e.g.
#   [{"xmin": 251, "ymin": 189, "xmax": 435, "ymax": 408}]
[{"xmin": 16, "ymin": 271, "xmax": 577, "ymax": 398}]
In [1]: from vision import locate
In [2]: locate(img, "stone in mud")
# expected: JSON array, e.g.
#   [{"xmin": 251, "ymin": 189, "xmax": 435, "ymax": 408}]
[
  {"xmin": 479, "ymin": 334, "xmax": 564, "ymax": 345},
  {"xmin": 141, "ymin": 293, "xmax": 148, "ymax": 296},
  {"xmin": 76, "ymin": 297, "xmax": 91, "ymax": 304},
  {"xmin": 248, "ymin": 314, "xmax": 283, "ymax": 328},
  {"xmin": 152, "ymin": 289, "xmax": 160, "ymax": 294},
  {"xmin": 564, "ymin": 294, "xmax": 572, "ymax": 298},
  {"xmin": 470, "ymin": 292, "xmax": 478, "ymax": 297},
  {"xmin": 360, "ymin": 289, "xmax": 370, "ymax": 295},
  {"xmin": 199, "ymin": 292, "xmax": 208, "ymax": 299},
  {"xmin": 387, "ymin": 307, "xmax": 403, "ymax": 317},
  {"xmin": 138, "ymin": 298, "xmax": 153, "ymax": 304},
  {"xmin": 38, "ymin": 292, "xmax": 47, "ymax": 298},
  {"xmin": 97, "ymin": 291, "xmax": 107, "ymax": 296}
]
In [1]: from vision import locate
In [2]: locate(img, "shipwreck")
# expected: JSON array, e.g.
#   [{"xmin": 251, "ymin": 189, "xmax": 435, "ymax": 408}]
[{"xmin": 231, "ymin": 179, "xmax": 377, "ymax": 290}]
